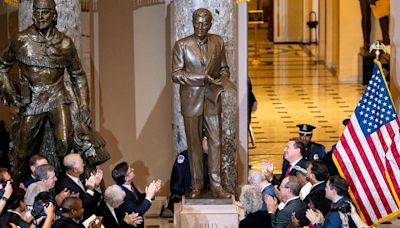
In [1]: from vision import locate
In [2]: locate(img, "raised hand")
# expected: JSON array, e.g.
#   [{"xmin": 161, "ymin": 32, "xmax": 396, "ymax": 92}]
[
  {"xmin": 85, "ymin": 174, "xmax": 96, "ymax": 190},
  {"xmin": 124, "ymin": 212, "xmax": 143, "ymax": 226}
]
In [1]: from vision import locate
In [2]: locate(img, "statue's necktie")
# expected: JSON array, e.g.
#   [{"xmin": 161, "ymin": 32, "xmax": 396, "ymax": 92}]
[{"xmin": 199, "ymin": 43, "xmax": 207, "ymax": 65}]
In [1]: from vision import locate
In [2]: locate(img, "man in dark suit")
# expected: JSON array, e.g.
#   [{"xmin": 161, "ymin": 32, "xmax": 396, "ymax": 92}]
[
  {"xmin": 266, "ymin": 176, "xmax": 308, "ymax": 228},
  {"xmin": 0, "ymin": 188, "xmax": 30, "ymax": 228},
  {"xmin": 95, "ymin": 184, "xmax": 143, "ymax": 228},
  {"xmin": 52, "ymin": 197, "xmax": 102, "ymax": 228},
  {"xmin": 266, "ymin": 138, "xmax": 307, "ymax": 187},
  {"xmin": 112, "ymin": 162, "xmax": 161, "ymax": 228},
  {"xmin": 312, "ymin": 176, "xmax": 356, "ymax": 228},
  {"xmin": 304, "ymin": 160, "xmax": 328, "ymax": 203},
  {"xmin": 172, "ymin": 8, "xmax": 234, "ymax": 198},
  {"xmin": 23, "ymin": 154, "xmax": 48, "ymax": 189},
  {"xmin": 56, "ymin": 154, "xmax": 102, "ymax": 220}
]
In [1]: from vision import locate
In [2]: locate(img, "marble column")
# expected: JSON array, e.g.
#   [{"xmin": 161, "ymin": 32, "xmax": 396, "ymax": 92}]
[
  {"xmin": 19, "ymin": 0, "xmax": 81, "ymax": 52},
  {"xmin": 170, "ymin": 0, "xmax": 238, "ymax": 193}
]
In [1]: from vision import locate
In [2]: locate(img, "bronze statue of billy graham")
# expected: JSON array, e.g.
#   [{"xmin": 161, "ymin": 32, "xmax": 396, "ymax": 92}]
[{"xmin": 172, "ymin": 8, "xmax": 235, "ymax": 198}]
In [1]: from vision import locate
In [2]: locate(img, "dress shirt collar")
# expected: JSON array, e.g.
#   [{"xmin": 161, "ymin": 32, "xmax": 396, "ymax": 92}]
[
  {"xmin": 260, "ymin": 182, "xmax": 272, "ymax": 193},
  {"xmin": 123, "ymin": 184, "xmax": 133, "ymax": 191},
  {"xmin": 333, "ymin": 196, "xmax": 344, "ymax": 203},
  {"xmin": 66, "ymin": 173, "xmax": 84, "ymax": 189},
  {"xmin": 278, "ymin": 196, "xmax": 300, "ymax": 210},
  {"xmin": 197, "ymin": 36, "xmax": 208, "ymax": 46},
  {"xmin": 106, "ymin": 202, "xmax": 119, "ymax": 224},
  {"xmin": 311, "ymin": 181, "xmax": 324, "ymax": 189},
  {"xmin": 290, "ymin": 157, "xmax": 302, "ymax": 167}
]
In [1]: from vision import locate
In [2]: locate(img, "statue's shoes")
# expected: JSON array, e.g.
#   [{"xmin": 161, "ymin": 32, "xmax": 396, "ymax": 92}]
[
  {"xmin": 211, "ymin": 188, "xmax": 231, "ymax": 198},
  {"xmin": 190, "ymin": 189, "xmax": 201, "ymax": 198}
]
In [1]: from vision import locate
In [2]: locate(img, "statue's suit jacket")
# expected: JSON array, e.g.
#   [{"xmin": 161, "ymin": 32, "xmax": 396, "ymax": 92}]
[{"xmin": 172, "ymin": 34, "xmax": 230, "ymax": 117}]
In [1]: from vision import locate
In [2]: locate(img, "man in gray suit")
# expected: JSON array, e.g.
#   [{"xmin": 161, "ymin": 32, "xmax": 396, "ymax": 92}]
[
  {"xmin": 266, "ymin": 176, "xmax": 308, "ymax": 228},
  {"xmin": 172, "ymin": 8, "xmax": 232, "ymax": 198}
]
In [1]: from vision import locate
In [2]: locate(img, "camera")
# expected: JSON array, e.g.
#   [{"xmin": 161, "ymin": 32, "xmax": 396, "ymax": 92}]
[
  {"xmin": 330, "ymin": 202, "xmax": 351, "ymax": 213},
  {"xmin": 31, "ymin": 200, "xmax": 50, "ymax": 218}
]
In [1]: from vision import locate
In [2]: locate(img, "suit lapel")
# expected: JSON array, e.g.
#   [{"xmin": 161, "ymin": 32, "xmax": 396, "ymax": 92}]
[
  {"xmin": 205, "ymin": 35, "xmax": 214, "ymax": 68},
  {"xmin": 66, "ymin": 176, "xmax": 85, "ymax": 194},
  {"xmin": 121, "ymin": 184, "xmax": 140, "ymax": 203},
  {"xmin": 188, "ymin": 35, "xmax": 204, "ymax": 67}
]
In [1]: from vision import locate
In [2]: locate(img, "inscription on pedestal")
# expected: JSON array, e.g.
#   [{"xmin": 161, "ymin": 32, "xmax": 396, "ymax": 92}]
[{"xmin": 175, "ymin": 196, "xmax": 239, "ymax": 228}]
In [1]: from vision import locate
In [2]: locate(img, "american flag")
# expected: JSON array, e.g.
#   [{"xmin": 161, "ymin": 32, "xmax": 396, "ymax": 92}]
[{"xmin": 333, "ymin": 60, "xmax": 400, "ymax": 225}]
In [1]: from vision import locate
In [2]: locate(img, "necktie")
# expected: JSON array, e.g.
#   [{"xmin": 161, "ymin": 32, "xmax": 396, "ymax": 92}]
[
  {"xmin": 78, "ymin": 180, "xmax": 85, "ymax": 191},
  {"xmin": 284, "ymin": 164, "xmax": 292, "ymax": 177},
  {"xmin": 131, "ymin": 186, "xmax": 139, "ymax": 200},
  {"xmin": 199, "ymin": 42, "xmax": 207, "ymax": 65}
]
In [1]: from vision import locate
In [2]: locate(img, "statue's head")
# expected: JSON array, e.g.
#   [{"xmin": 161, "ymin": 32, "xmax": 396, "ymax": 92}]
[
  {"xmin": 192, "ymin": 8, "xmax": 212, "ymax": 40},
  {"xmin": 32, "ymin": 0, "xmax": 57, "ymax": 30}
]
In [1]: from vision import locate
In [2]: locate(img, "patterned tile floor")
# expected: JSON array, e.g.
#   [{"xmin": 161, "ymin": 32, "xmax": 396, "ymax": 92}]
[
  {"xmin": 248, "ymin": 29, "xmax": 400, "ymax": 227},
  {"xmin": 248, "ymin": 29, "xmax": 364, "ymax": 172},
  {"xmin": 145, "ymin": 28, "xmax": 399, "ymax": 228}
]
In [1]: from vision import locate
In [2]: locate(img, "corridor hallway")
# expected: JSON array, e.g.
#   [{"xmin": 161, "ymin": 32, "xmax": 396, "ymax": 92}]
[{"xmin": 247, "ymin": 28, "xmax": 365, "ymax": 173}]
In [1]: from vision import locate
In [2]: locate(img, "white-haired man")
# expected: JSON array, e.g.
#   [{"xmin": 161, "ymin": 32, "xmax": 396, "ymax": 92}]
[
  {"xmin": 248, "ymin": 169, "xmax": 275, "ymax": 211},
  {"xmin": 95, "ymin": 185, "xmax": 143, "ymax": 227}
]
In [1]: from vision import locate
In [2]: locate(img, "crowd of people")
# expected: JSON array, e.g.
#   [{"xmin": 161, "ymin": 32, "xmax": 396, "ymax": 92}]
[
  {"xmin": 0, "ymin": 153, "xmax": 162, "ymax": 228},
  {"xmin": 236, "ymin": 125, "xmax": 373, "ymax": 228}
]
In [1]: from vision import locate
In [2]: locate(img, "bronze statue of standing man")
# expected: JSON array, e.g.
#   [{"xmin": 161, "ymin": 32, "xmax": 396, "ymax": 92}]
[
  {"xmin": 172, "ymin": 8, "xmax": 233, "ymax": 198},
  {"xmin": 0, "ymin": 0, "xmax": 90, "ymax": 183}
]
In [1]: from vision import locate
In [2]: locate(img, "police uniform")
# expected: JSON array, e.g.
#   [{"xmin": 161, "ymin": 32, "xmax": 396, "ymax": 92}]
[{"xmin": 297, "ymin": 124, "xmax": 325, "ymax": 161}]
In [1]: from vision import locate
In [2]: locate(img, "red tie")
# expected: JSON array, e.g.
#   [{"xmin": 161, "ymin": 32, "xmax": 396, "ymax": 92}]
[
  {"xmin": 131, "ymin": 186, "xmax": 138, "ymax": 200},
  {"xmin": 285, "ymin": 164, "xmax": 292, "ymax": 177}
]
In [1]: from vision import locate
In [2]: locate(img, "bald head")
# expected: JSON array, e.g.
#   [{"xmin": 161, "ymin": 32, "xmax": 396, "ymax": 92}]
[{"xmin": 63, "ymin": 154, "xmax": 84, "ymax": 176}]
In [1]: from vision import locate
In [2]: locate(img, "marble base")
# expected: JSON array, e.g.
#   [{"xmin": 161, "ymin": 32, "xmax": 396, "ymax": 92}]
[{"xmin": 174, "ymin": 196, "xmax": 239, "ymax": 228}]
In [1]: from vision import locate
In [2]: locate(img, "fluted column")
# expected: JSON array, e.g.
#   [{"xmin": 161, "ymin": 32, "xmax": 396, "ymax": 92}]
[{"xmin": 171, "ymin": 0, "xmax": 238, "ymax": 193}]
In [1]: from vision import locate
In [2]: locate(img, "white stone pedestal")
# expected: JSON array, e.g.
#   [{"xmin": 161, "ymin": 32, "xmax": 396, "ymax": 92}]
[{"xmin": 174, "ymin": 196, "xmax": 239, "ymax": 228}]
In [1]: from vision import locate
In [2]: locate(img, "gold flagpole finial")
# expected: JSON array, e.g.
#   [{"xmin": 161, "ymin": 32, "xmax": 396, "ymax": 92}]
[{"xmin": 369, "ymin": 41, "xmax": 386, "ymax": 60}]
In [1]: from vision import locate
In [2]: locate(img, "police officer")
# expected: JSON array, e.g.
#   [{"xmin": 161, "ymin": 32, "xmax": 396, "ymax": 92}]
[{"xmin": 297, "ymin": 124, "xmax": 325, "ymax": 161}]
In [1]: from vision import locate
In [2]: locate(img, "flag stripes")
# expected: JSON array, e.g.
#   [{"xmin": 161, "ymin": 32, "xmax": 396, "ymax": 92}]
[{"xmin": 333, "ymin": 60, "xmax": 400, "ymax": 225}]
